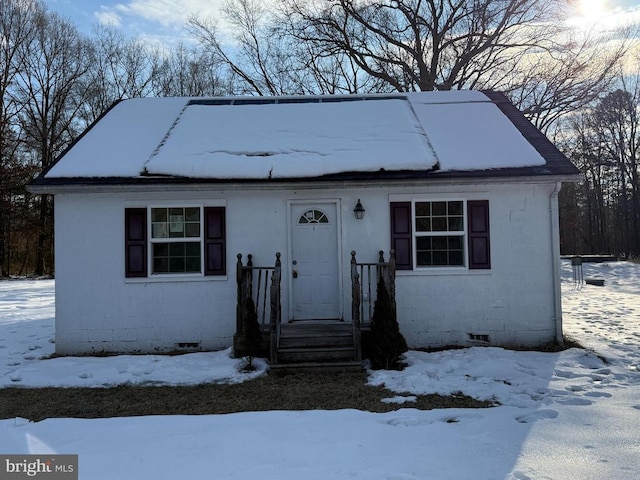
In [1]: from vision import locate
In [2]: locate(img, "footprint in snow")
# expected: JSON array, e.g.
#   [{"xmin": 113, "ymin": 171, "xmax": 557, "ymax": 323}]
[
  {"xmin": 555, "ymin": 397, "xmax": 593, "ymax": 406},
  {"xmin": 23, "ymin": 354, "xmax": 35, "ymax": 360},
  {"xmin": 386, "ymin": 416, "xmax": 434, "ymax": 427},
  {"xmin": 515, "ymin": 409, "xmax": 558, "ymax": 424},
  {"xmin": 584, "ymin": 391, "xmax": 612, "ymax": 398},
  {"xmin": 78, "ymin": 372, "xmax": 92, "ymax": 379},
  {"xmin": 549, "ymin": 389, "xmax": 570, "ymax": 397},
  {"xmin": 565, "ymin": 385, "xmax": 586, "ymax": 392},
  {"xmin": 589, "ymin": 374, "xmax": 610, "ymax": 382},
  {"xmin": 510, "ymin": 471, "xmax": 534, "ymax": 480},
  {"xmin": 9, "ymin": 375, "xmax": 22, "ymax": 382},
  {"xmin": 439, "ymin": 413, "xmax": 482, "ymax": 424}
]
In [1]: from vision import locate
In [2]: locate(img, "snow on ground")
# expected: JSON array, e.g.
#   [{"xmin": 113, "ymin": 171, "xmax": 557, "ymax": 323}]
[
  {"xmin": 0, "ymin": 280, "xmax": 267, "ymax": 387},
  {"xmin": 1, "ymin": 261, "xmax": 639, "ymax": 479}
]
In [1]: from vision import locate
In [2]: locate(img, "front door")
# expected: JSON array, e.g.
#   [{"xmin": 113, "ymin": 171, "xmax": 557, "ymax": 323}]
[{"xmin": 290, "ymin": 202, "xmax": 341, "ymax": 321}]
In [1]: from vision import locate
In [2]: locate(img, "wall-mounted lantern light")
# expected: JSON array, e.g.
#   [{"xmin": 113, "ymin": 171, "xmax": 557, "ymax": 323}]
[{"xmin": 354, "ymin": 199, "xmax": 365, "ymax": 220}]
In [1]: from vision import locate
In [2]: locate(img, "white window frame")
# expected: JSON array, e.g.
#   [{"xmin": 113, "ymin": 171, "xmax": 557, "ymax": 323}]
[
  {"xmin": 148, "ymin": 204, "xmax": 205, "ymax": 277},
  {"xmin": 412, "ymin": 199, "xmax": 468, "ymax": 270}
]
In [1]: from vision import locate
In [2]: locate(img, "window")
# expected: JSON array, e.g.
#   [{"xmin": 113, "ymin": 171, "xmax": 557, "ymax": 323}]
[
  {"xmin": 415, "ymin": 201, "xmax": 464, "ymax": 267},
  {"xmin": 125, "ymin": 206, "xmax": 226, "ymax": 278},
  {"xmin": 390, "ymin": 200, "xmax": 490, "ymax": 270},
  {"xmin": 151, "ymin": 207, "xmax": 201, "ymax": 273},
  {"xmin": 298, "ymin": 209, "xmax": 329, "ymax": 224}
]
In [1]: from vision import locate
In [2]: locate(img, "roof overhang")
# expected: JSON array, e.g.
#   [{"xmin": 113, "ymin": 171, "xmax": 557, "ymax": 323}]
[{"xmin": 27, "ymin": 169, "xmax": 583, "ymax": 195}]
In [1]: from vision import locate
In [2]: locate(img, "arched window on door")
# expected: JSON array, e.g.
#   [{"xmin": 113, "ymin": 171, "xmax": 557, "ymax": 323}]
[{"xmin": 298, "ymin": 209, "xmax": 329, "ymax": 224}]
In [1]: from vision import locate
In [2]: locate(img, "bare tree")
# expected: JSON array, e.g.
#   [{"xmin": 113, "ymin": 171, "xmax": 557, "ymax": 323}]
[
  {"xmin": 592, "ymin": 88, "xmax": 640, "ymax": 255},
  {"xmin": 188, "ymin": 0, "xmax": 315, "ymax": 96},
  {"xmin": 504, "ymin": 25, "xmax": 630, "ymax": 132},
  {"xmin": 14, "ymin": 7, "xmax": 92, "ymax": 275},
  {"xmin": 79, "ymin": 25, "xmax": 163, "ymax": 125},
  {"xmin": 188, "ymin": 0, "xmax": 628, "ymax": 126},
  {"xmin": 277, "ymin": 0, "xmax": 562, "ymax": 92},
  {"xmin": 151, "ymin": 42, "xmax": 230, "ymax": 97},
  {"xmin": 188, "ymin": 0, "xmax": 400, "ymax": 95},
  {"xmin": 559, "ymin": 64, "xmax": 640, "ymax": 257},
  {"xmin": 0, "ymin": 0, "xmax": 40, "ymax": 276}
]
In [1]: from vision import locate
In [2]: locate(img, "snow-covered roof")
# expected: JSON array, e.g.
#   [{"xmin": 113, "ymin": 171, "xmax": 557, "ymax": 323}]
[{"xmin": 39, "ymin": 90, "xmax": 577, "ymax": 183}]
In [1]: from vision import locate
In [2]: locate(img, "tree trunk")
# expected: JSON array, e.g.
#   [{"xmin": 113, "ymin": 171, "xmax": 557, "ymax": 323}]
[{"xmin": 34, "ymin": 195, "xmax": 49, "ymax": 276}]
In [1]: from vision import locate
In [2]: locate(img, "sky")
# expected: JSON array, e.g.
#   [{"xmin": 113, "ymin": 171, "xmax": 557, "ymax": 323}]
[
  {"xmin": 1, "ymin": 260, "xmax": 640, "ymax": 478},
  {"xmin": 40, "ymin": 0, "xmax": 640, "ymax": 45},
  {"xmin": 41, "ymin": 0, "xmax": 229, "ymax": 44}
]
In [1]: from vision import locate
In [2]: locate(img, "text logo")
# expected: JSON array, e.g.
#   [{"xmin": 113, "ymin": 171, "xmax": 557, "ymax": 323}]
[{"xmin": 0, "ymin": 455, "xmax": 77, "ymax": 479}]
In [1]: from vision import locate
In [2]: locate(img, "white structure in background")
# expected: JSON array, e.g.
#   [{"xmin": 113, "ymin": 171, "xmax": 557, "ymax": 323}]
[{"xmin": 29, "ymin": 91, "xmax": 580, "ymax": 355}]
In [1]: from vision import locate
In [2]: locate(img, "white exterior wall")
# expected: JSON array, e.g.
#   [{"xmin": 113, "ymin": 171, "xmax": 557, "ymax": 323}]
[{"xmin": 53, "ymin": 181, "xmax": 560, "ymax": 354}]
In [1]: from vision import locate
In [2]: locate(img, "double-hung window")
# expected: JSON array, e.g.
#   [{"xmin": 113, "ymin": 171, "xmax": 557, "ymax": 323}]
[
  {"xmin": 151, "ymin": 207, "xmax": 201, "ymax": 274},
  {"xmin": 415, "ymin": 201, "xmax": 465, "ymax": 267},
  {"xmin": 391, "ymin": 199, "xmax": 490, "ymax": 271},
  {"xmin": 125, "ymin": 206, "xmax": 226, "ymax": 278}
]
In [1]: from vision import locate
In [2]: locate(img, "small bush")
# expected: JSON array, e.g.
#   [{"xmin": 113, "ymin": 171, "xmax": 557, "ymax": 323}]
[
  {"xmin": 368, "ymin": 278, "xmax": 408, "ymax": 369},
  {"xmin": 241, "ymin": 297, "xmax": 262, "ymax": 370}
]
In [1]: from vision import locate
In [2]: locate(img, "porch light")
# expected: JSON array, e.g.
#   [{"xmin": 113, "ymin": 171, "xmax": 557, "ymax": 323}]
[{"xmin": 354, "ymin": 199, "xmax": 365, "ymax": 220}]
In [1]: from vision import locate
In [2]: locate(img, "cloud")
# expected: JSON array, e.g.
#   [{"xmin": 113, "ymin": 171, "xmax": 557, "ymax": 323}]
[
  {"xmin": 94, "ymin": 9, "xmax": 123, "ymax": 28},
  {"xmin": 104, "ymin": 0, "xmax": 226, "ymax": 29}
]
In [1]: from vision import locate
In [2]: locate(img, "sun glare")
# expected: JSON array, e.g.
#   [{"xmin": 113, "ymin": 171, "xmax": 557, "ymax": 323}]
[
  {"xmin": 568, "ymin": 0, "xmax": 631, "ymax": 32},
  {"xmin": 578, "ymin": 0, "xmax": 608, "ymax": 19}
]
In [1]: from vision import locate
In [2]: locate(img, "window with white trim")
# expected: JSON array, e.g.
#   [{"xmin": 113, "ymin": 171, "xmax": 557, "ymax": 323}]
[
  {"xmin": 415, "ymin": 201, "xmax": 464, "ymax": 267},
  {"xmin": 125, "ymin": 206, "xmax": 226, "ymax": 278},
  {"xmin": 151, "ymin": 207, "xmax": 201, "ymax": 274},
  {"xmin": 390, "ymin": 199, "xmax": 490, "ymax": 270}
]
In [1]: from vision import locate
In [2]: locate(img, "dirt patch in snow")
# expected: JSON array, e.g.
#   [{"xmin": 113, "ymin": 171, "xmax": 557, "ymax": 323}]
[{"xmin": 0, "ymin": 372, "xmax": 493, "ymax": 422}]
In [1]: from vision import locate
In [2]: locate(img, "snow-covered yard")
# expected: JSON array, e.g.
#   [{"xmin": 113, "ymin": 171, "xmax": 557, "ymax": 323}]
[{"xmin": 1, "ymin": 260, "xmax": 639, "ymax": 479}]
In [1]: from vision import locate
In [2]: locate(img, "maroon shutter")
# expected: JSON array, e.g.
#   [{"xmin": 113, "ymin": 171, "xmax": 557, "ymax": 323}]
[
  {"xmin": 125, "ymin": 208, "xmax": 147, "ymax": 277},
  {"xmin": 204, "ymin": 207, "xmax": 226, "ymax": 276},
  {"xmin": 467, "ymin": 200, "xmax": 491, "ymax": 269},
  {"xmin": 390, "ymin": 202, "xmax": 413, "ymax": 270}
]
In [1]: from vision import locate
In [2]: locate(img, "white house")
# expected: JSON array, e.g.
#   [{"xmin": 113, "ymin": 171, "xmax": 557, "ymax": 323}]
[{"xmin": 29, "ymin": 91, "xmax": 580, "ymax": 363}]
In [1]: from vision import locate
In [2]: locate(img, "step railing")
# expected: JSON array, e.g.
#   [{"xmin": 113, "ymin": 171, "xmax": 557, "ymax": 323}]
[
  {"xmin": 236, "ymin": 252, "xmax": 281, "ymax": 362},
  {"xmin": 350, "ymin": 250, "xmax": 396, "ymax": 330}
]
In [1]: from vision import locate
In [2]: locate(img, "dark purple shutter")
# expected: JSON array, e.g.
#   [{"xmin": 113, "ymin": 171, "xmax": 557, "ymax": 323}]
[
  {"xmin": 125, "ymin": 208, "xmax": 147, "ymax": 277},
  {"xmin": 204, "ymin": 207, "xmax": 226, "ymax": 276},
  {"xmin": 467, "ymin": 200, "xmax": 491, "ymax": 269},
  {"xmin": 390, "ymin": 202, "xmax": 413, "ymax": 270}
]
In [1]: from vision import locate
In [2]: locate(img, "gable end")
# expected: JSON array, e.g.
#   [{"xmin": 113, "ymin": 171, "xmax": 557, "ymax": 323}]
[{"xmin": 481, "ymin": 91, "xmax": 579, "ymax": 177}]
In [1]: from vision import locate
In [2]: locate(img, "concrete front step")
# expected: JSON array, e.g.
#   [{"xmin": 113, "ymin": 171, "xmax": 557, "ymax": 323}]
[{"xmin": 269, "ymin": 361, "xmax": 363, "ymax": 375}]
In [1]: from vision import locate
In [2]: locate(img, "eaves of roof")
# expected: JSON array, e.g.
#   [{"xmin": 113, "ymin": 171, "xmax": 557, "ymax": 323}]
[
  {"xmin": 27, "ymin": 165, "xmax": 582, "ymax": 195},
  {"xmin": 481, "ymin": 90, "xmax": 580, "ymax": 177}
]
